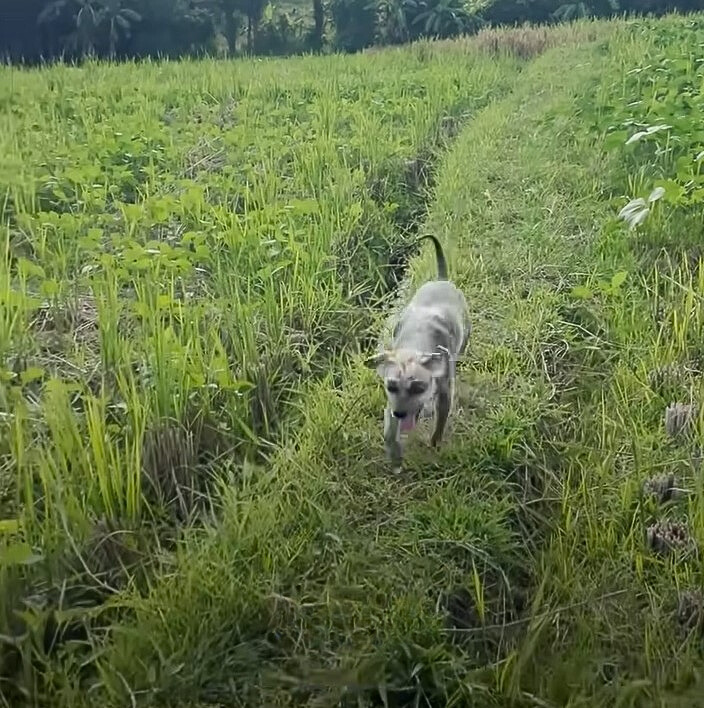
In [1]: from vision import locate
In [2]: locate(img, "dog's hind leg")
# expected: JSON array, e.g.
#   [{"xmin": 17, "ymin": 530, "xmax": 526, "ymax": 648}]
[
  {"xmin": 430, "ymin": 384, "xmax": 451, "ymax": 448},
  {"xmin": 384, "ymin": 407, "xmax": 403, "ymax": 471}
]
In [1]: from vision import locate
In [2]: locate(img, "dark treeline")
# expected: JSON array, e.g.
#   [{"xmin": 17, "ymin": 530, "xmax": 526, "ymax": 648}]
[{"xmin": 1, "ymin": 0, "xmax": 701, "ymax": 64}]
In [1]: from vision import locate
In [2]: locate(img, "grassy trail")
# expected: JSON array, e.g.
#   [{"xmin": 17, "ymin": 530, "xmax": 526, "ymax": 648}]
[
  {"xmin": 0, "ymin": 46, "xmax": 524, "ymax": 706},
  {"xmin": 92, "ymin": 30, "xmax": 653, "ymax": 707},
  {"xmin": 5, "ymin": 16, "xmax": 704, "ymax": 708}
]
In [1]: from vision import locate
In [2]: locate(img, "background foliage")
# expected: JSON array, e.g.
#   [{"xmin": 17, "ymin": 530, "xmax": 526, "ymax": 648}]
[{"xmin": 1, "ymin": 0, "xmax": 701, "ymax": 62}]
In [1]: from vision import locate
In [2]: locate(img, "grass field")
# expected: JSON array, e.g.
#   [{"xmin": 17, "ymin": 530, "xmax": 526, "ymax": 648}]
[{"xmin": 2, "ymin": 13, "xmax": 704, "ymax": 708}]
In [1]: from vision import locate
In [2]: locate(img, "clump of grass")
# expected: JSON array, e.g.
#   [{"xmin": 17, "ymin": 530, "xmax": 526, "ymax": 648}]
[
  {"xmin": 642, "ymin": 472, "xmax": 687, "ymax": 504},
  {"xmin": 647, "ymin": 361, "xmax": 694, "ymax": 392},
  {"xmin": 80, "ymin": 516, "xmax": 144, "ymax": 591},
  {"xmin": 442, "ymin": 587, "xmax": 480, "ymax": 630},
  {"xmin": 30, "ymin": 295, "xmax": 99, "ymax": 343},
  {"xmin": 677, "ymin": 589, "xmax": 704, "ymax": 633},
  {"xmin": 664, "ymin": 402, "xmax": 698, "ymax": 438},
  {"xmin": 469, "ymin": 20, "xmax": 601, "ymax": 59},
  {"xmin": 646, "ymin": 519, "xmax": 695, "ymax": 557},
  {"xmin": 183, "ymin": 136, "xmax": 226, "ymax": 178},
  {"xmin": 141, "ymin": 421, "xmax": 199, "ymax": 521}
]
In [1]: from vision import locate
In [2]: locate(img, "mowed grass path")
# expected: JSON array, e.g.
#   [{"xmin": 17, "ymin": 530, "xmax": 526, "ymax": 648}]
[{"xmin": 5, "ymin": 16, "xmax": 704, "ymax": 708}]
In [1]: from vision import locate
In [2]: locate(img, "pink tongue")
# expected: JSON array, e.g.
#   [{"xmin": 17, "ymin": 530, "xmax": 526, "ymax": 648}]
[{"xmin": 400, "ymin": 415, "xmax": 416, "ymax": 433}]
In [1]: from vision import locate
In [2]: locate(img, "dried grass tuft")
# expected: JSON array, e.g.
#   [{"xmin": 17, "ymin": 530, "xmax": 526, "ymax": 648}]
[
  {"xmin": 642, "ymin": 473, "xmax": 687, "ymax": 504},
  {"xmin": 677, "ymin": 589, "xmax": 704, "ymax": 633},
  {"xmin": 664, "ymin": 402, "xmax": 698, "ymax": 438},
  {"xmin": 646, "ymin": 519, "xmax": 695, "ymax": 557},
  {"xmin": 469, "ymin": 22, "xmax": 601, "ymax": 60},
  {"xmin": 141, "ymin": 422, "xmax": 200, "ymax": 521}
]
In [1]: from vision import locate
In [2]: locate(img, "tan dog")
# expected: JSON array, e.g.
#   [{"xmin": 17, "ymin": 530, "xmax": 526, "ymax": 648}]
[{"xmin": 366, "ymin": 235, "xmax": 470, "ymax": 471}]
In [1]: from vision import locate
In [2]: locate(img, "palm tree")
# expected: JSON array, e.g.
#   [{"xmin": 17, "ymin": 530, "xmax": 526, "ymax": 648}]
[
  {"xmin": 373, "ymin": 0, "xmax": 413, "ymax": 44},
  {"xmin": 39, "ymin": 0, "xmax": 97, "ymax": 55},
  {"xmin": 238, "ymin": 0, "xmax": 267, "ymax": 53},
  {"xmin": 96, "ymin": 0, "xmax": 141, "ymax": 57},
  {"xmin": 38, "ymin": 0, "xmax": 141, "ymax": 57},
  {"xmin": 311, "ymin": 0, "xmax": 324, "ymax": 50},
  {"xmin": 411, "ymin": 0, "xmax": 473, "ymax": 38}
]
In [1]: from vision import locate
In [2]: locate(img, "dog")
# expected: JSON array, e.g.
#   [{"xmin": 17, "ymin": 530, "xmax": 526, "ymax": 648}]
[{"xmin": 365, "ymin": 234, "xmax": 470, "ymax": 471}]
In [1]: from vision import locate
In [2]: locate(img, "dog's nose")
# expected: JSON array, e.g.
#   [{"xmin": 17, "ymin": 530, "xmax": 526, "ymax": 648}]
[{"xmin": 393, "ymin": 411, "xmax": 407, "ymax": 419}]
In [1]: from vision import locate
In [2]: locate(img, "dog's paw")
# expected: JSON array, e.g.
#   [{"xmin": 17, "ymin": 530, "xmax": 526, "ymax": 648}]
[{"xmin": 430, "ymin": 434, "xmax": 442, "ymax": 448}]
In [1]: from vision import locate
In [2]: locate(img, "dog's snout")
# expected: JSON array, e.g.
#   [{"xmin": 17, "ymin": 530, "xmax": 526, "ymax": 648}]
[{"xmin": 393, "ymin": 411, "xmax": 407, "ymax": 419}]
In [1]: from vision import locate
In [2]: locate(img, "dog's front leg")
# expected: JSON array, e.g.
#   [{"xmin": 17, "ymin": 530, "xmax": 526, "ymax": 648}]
[
  {"xmin": 383, "ymin": 407, "xmax": 403, "ymax": 471},
  {"xmin": 431, "ymin": 382, "xmax": 451, "ymax": 448}
]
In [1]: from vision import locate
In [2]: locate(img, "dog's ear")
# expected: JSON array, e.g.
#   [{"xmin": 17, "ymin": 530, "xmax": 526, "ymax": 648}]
[
  {"xmin": 418, "ymin": 350, "xmax": 447, "ymax": 378},
  {"xmin": 364, "ymin": 351, "xmax": 392, "ymax": 375}
]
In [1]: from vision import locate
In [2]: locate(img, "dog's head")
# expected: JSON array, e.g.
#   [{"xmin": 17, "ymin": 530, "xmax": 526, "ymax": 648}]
[{"xmin": 365, "ymin": 348, "xmax": 447, "ymax": 432}]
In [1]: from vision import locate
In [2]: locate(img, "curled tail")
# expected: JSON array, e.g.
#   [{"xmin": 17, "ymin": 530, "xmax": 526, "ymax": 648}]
[{"xmin": 418, "ymin": 234, "xmax": 448, "ymax": 280}]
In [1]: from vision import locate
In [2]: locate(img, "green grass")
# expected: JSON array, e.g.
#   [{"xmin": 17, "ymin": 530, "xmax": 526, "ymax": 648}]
[
  {"xmin": 0, "ymin": 44, "xmax": 518, "ymax": 527},
  {"xmin": 3, "ymin": 14, "xmax": 704, "ymax": 708}
]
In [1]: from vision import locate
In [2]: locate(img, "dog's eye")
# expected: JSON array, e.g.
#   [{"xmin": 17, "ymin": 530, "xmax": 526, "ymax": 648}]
[
  {"xmin": 386, "ymin": 381, "xmax": 399, "ymax": 393},
  {"xmin": 409, "ymin": 381, "xmax": 427, "ymax": 395}
]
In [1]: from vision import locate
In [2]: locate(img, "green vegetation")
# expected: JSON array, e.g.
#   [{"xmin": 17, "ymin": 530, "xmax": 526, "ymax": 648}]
[
  {"xmin": 1, "ymin": 0, "xmax": 700, "ymax": 64},
  {"xmin": 3, "ymin": 12, "xmax": 704, "ymax": 708}
]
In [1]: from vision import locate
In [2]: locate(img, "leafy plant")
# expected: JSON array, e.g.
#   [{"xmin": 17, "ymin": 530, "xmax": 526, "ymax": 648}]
[{"xmin": 595, "ymin": 18, "xmax": 704, "ymax": 225}]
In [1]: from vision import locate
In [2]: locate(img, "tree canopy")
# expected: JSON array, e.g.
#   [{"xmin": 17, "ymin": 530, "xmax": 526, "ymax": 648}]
[{"xmin": 0, "ymin": 0, "xmax": 700, "ymax": 63}]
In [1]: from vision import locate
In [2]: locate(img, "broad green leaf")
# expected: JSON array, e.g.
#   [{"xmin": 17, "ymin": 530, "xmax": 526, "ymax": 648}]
[
  {"xmin": 0, "ymin": 519, "xmax": 20, "ymax": 534},
  {"xmin": 40, "ymin": 279, "xmax": 60, "ymax": 297},
  {"xmin": 0, "ymin": 543, "xmax": 43, "ymax": 567},
  {"xmin": 571, "ymin": 285, "xmax": 593, "ymax": 300},
  {"xmin": 16, "ymin": 258, "xmax": 46, "ymax": 280},
  {"xmin": 653, "ymin": 179, "xmax": 685, "ymax": 204},
  {"xmin": 20, "ymin": 367, "xmax": 45, "ymax": 385},
  {"xmin": 611, "ymin": 271, "xmax": 628, "ymax": 289}
]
